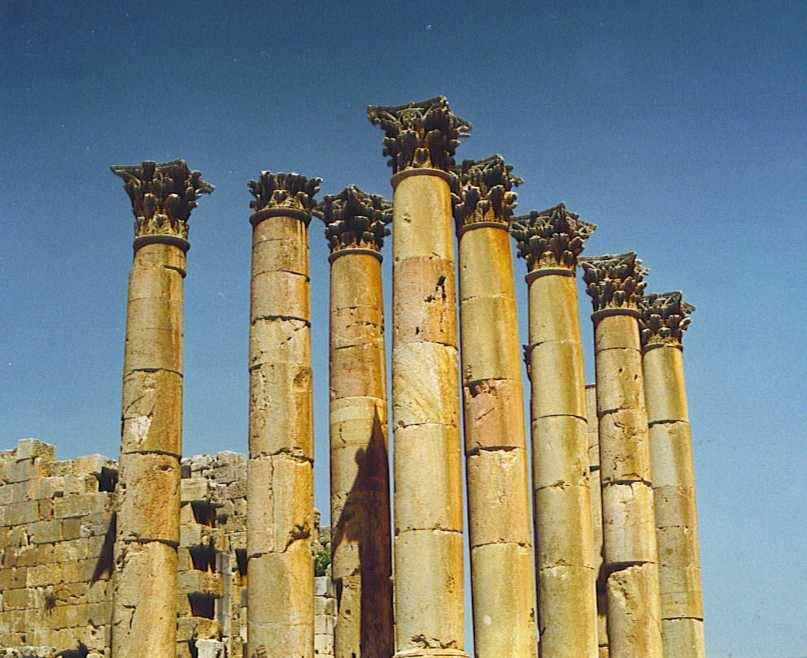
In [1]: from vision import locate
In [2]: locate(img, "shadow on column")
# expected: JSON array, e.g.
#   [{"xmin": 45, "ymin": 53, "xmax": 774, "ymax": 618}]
[{"xmin": 331, "ymin": 407, "xmax": 394, "ymax": 656}]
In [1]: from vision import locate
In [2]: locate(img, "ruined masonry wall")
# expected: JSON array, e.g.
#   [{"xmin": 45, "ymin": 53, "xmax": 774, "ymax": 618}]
[{"xmin": 0, "ymin": 439, "xmax": 335, "ymax": 658}]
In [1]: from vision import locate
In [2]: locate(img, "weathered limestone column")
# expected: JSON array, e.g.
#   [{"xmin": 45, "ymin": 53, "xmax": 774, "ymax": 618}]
[
  {"xmin": 453, "ymin": 157, "xmax": 536, "ymax": 657},
  {"xmin": 586, "ymin": 384, "xmax": 610, "ymax": 658},
  {"xmin": 315, "ymin": 186, "xmax": 394, "ymax": 658},
  {"xmin": 580, "ymin": 253, "xmax": 664, "ymax": 658},
  {"xmin": 246, "ymin": 172, "xmax": 321, "ymax": 658},
  {"xmin": 368, "ymin": 96, "xmax": 470, "ymax": 658},
  {"xmin": 511, "ymin": 205, "xmax": 598, "ymax": 658},
  {"xmin": 110, "ymin": 160, "xmax": 213, "ymax": 655},
  {"xmin": 639, "ymin": 293, "xmax": 705, "ymax": 658}
]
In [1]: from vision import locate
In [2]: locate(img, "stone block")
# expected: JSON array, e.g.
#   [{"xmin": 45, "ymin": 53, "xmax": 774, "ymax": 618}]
[
  {"xmin": 537, "ymin": 563, "xmax": 599, "ymax": 658},
  {"xmin": 393, "ymin": 256, "xmax": 457, "ymax": 346},
  {"xmin": 117, "ymin": 452, "xmax": 180, "ymax": 544},
  {"xmin": 534, "ymin": 484, "xmax": 595, "ymax": 569},
  {"xmin": 120, "ymin": 368, "xmax": 183, "ymax": 455},
  {"xmin": 531, "ymin": 415, "xmax": 590, "ymax": 488},
  {"xmin": 247, "ymin": 455, "xmax": 312, "ymax": 556},
  {"xmin": 468, "ymin": 542, "xmax": 536, "ymax": 658},
  {"xmin": 392, "ymin": 342, "xmax": 459, "ymax": 428},
  {"xmin": 249, "ymin": 361, "xmax": 313, "ymax": 458},
  {"xmin": 466, "ymin": 449, "xmax": 531, "ymax": 546},
  {"xmin": 459, "ymin": 295, "xmax": 520, "ymax": 383},
  {"xmin": 606, "ymin": 563, "xmax": 664, "ymax": 658},
  {"xmin": 602, "ymin": 482, "xmax": 658, "ymax": 564},
  {"xmin": 394, "ymin": 424, "xmax": 463, "ymax": 533},
  {"xmin": 462, "ymin": 378, "xmax": 525, "ymax": 452},
  {"xmin": 15, "ymin": 439, "xmax": 55, "ymax": 462}
]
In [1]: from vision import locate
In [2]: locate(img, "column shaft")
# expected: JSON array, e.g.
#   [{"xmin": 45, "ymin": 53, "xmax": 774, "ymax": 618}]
[
  {"xmin": 527, "ymin": 272, "xmax": 598, "ymax": 658},
  {"xmin": 392, "ymin": 171, "xmax": 466, "ymax": 657},
  {"xmin": 459, "ymin": 225, "xmax": 536, "ymax": 657},
  {"xmin": 247, "ymin": 213, "xmax": 314, "ymax": 658},
  {"xmin": 329, "ymin": 250, "xmax": 394, "ymax": 657},
  {"xmin": 112, "ymin": 241, "xmax": 185, "ymax": 655},
  {"xmin": 643, "ymin": 344, "xmax": 705, "ymax": 658},
  {"xmin": 594, "ymin": 314, "xmax": 663, "ymax": 658},
  {"xmin": 586, "ymin": 385, "xmax": 610, "ymax": 658}
]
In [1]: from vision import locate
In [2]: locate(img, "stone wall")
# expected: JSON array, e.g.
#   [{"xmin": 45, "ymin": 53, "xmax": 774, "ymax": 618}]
[{"xmin": 0, "ymin": 439, "xmax": 335, "ymax": 658}]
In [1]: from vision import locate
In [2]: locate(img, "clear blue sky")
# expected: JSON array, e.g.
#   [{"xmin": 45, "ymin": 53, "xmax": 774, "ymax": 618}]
[{"xmin": 1, "ymin": 1, "xmax": 805, "ymax": 656}]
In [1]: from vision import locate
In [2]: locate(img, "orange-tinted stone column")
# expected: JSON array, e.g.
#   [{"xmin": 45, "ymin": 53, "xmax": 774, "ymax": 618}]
[
  {"xmin": 316, "ymin": 186, "xmax": 394, "ymax": 658},
  {"xmin": 369, "ymin": 96, "xmax": 471, "ymax": 658},
  {"xmin": 581, "ymin": 253, "xmax": 664, "ymax": 658},
  {"xmin": 454, "ymin": 157, "xmax": 537, "ymax": 657},
  {"xmin": 639, "ymin": 293, "xmax": 705, "ymax": 658},
  {"xmin": 110, "ymin": 160, "xmax": 212, "ymax": 656},
  {"xmin": 512, "ymin": 204, "xmax": 598, "ymax": 658},
  {"xmin": 246, "ymin": 172, "xmax": 321, "ymax": 658}
]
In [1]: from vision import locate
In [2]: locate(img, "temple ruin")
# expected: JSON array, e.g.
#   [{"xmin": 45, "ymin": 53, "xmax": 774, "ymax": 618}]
[{"xmin": 0, "ymin": 96, "xmax": 705, "ymax": 658}]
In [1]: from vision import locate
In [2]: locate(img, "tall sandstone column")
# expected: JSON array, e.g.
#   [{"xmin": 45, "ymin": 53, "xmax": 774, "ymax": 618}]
[
  {"xmin": 110, "ymin": 160, "xmax": 213, "ymax": 655},
  {"xmin": 368, "ymin": 96, "xmax": 471, "ymax": 658},
  {"xmin": 246, "ymin": 172, "xmax": 321, "ymax": 658},
  {"xmin": 580, "ymin": 253, "xmax": 664, "ymax": 658},
  {"xmin": 453, "ymin": 156, "xmax": 537, "ymax": 657},
  {"xmin": 512, "ymin": 205, "xmax": 599, "ymax": 658},
  {"xmin": 586, "ymin": 385, "xmax": 610, "ymax": 658},
  {"xmin": 639, "ymin": 292, "xmax": 705, "ymax": 658},
  {"xmin": 316, "ymin": 186, "xmax": 394, "ymax": 658}
]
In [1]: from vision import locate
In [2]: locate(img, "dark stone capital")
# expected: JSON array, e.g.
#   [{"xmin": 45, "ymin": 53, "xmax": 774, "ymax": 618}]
[
  {"xmin": 511, "ymin": 203, "xmax": 596, "ymax": 272},
  {"xmin": 248, "ymin": 171, "xmax": 322, "ymax": 225},
  {"xmin": 367, "ymin": 96, "xmax": 471, "ymax": 174},
  {"xmin": 111, "ymin": 160, "xmax": 213, "ymax": 243},
  {"xmin": 639, "ymin": 291, "xmax": 695, "ymax": 348},
  {"xmin": 313, "ymin": 185, "xmax": 392, "ymax": 254},
  {"xmin": 580, "ymin": 252, "xmax": 648, "ymax": 313},
  {"xmin": 452, "ymin": 155, "xmax": 522, "ymax": 229}
]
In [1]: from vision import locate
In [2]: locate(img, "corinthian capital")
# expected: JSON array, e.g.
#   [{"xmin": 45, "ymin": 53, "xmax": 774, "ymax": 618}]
[
  {"xmin": 580, "ymin": 252, "xmax": 648, "ymax": 314},
  {"xmin": 452, "ymin": 155, "xmax": 522, "ymax": 229},
  {"xmin": 367, "ymin": 96, "xmax": 471, "ymax": 174},
  {"xmin": 639, "ymin": 292, "xmax": 694, "ymax": 348},
  {"xmin": 511, "ymin": 203, "xmax": 596, "ymax": 272},
  {"xmin": 111, "ymin": 160, "xmax": 213, "ymax": 243},
  {"xmin": 248, "ymin": 171, "xmax": 322, "ymax": 224},
  {"xmin": 314, "ymin": 185, "xmax": 392, "ymax": 254}
]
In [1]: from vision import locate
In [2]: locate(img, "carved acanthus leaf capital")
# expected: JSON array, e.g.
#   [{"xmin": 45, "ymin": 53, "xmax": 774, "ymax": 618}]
[
  {"xmin": 580, "ymin": 252, "xmax": 648, "ymax": 312},
  {"xmin": 248, "ymin": 171, "xmax": 322, "ymax": 221},
  {"xmin": 367, "ymin": 96, "xmax": 471, "ymax": 173},
  {"xmin": 313, "ymin": 185, "xmax": 392, "ymax": 253},
  {"xmin": 111, "ymin": 160, "xmax": 213, "ymax": 241},
  {"xmin": 511, "ymin": 203, "xmax": 596, "ymax": 271},
  {"xmin": 452, "ymin": 155, "xmax": 522, "ymax": 228},
  {"xmin": 639, "ymin": 292, "xmax": 694, "ymax": 347}
]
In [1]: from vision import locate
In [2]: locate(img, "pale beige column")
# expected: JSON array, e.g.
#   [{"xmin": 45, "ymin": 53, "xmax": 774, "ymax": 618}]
[
  {"xmin": 369, "ymin": 96, "xmax": 470, "ymax": 658},
  {"xmin": 246, "ymin": 172, "xmax": 321, "ymax": 658},
  {"xmin": 580, "ymin": 253, "xmax": 664, "ymax": 658},
  {"xmin": 315, "ymin": 186, "xmax": 394, "ymax": 658},
  {"xmin": 512, "ymin": 205, "xmax": 598, "ymax": 658},
  {"xmin": 639, "ymin": 293, "xmax": 705, "ymax": 658},
  {"xmin": 586, "ymin": 385, "xmax": 610, "ymax": 658},
  {"xmin": 110, "ymin": 160, "xmax": 213, "ymax": 656},
  {"xmin": 454, "ymin": 157, "xmax": 536, "ymax": 657}
]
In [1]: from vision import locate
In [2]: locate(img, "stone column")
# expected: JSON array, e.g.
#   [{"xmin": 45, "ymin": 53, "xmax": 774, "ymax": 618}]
[
  {"xmin": 453, "ymin": 157, "xmax": 536, "ymax": 657},
  {"xmin": 110, "ymin": 160, "xmax": 213, "ymax": 655},
  {"xmin": 368, "ymin": 96, "xmax": 470, "ymax": 658},
  {"xmin": 246, "ymin": 171, "xmax": 321, "ymax": 658},
  {"xmin": 639, "ymin": 293, "xmax": 705, "ymax": 658},
  {"xmin": 315, "ymin": 186, "xmax": 394, "ymax": 658},
  {"xmin": 580, "ymin": 253, "xmax": 664, "ymax": 658},
  {"xmin": 586, "ymin": 384, "xmax": 610, "ymax": 658},
  {"xmin": 511, "ymin": 205, "xmax": 598, "ymax": 658}
]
